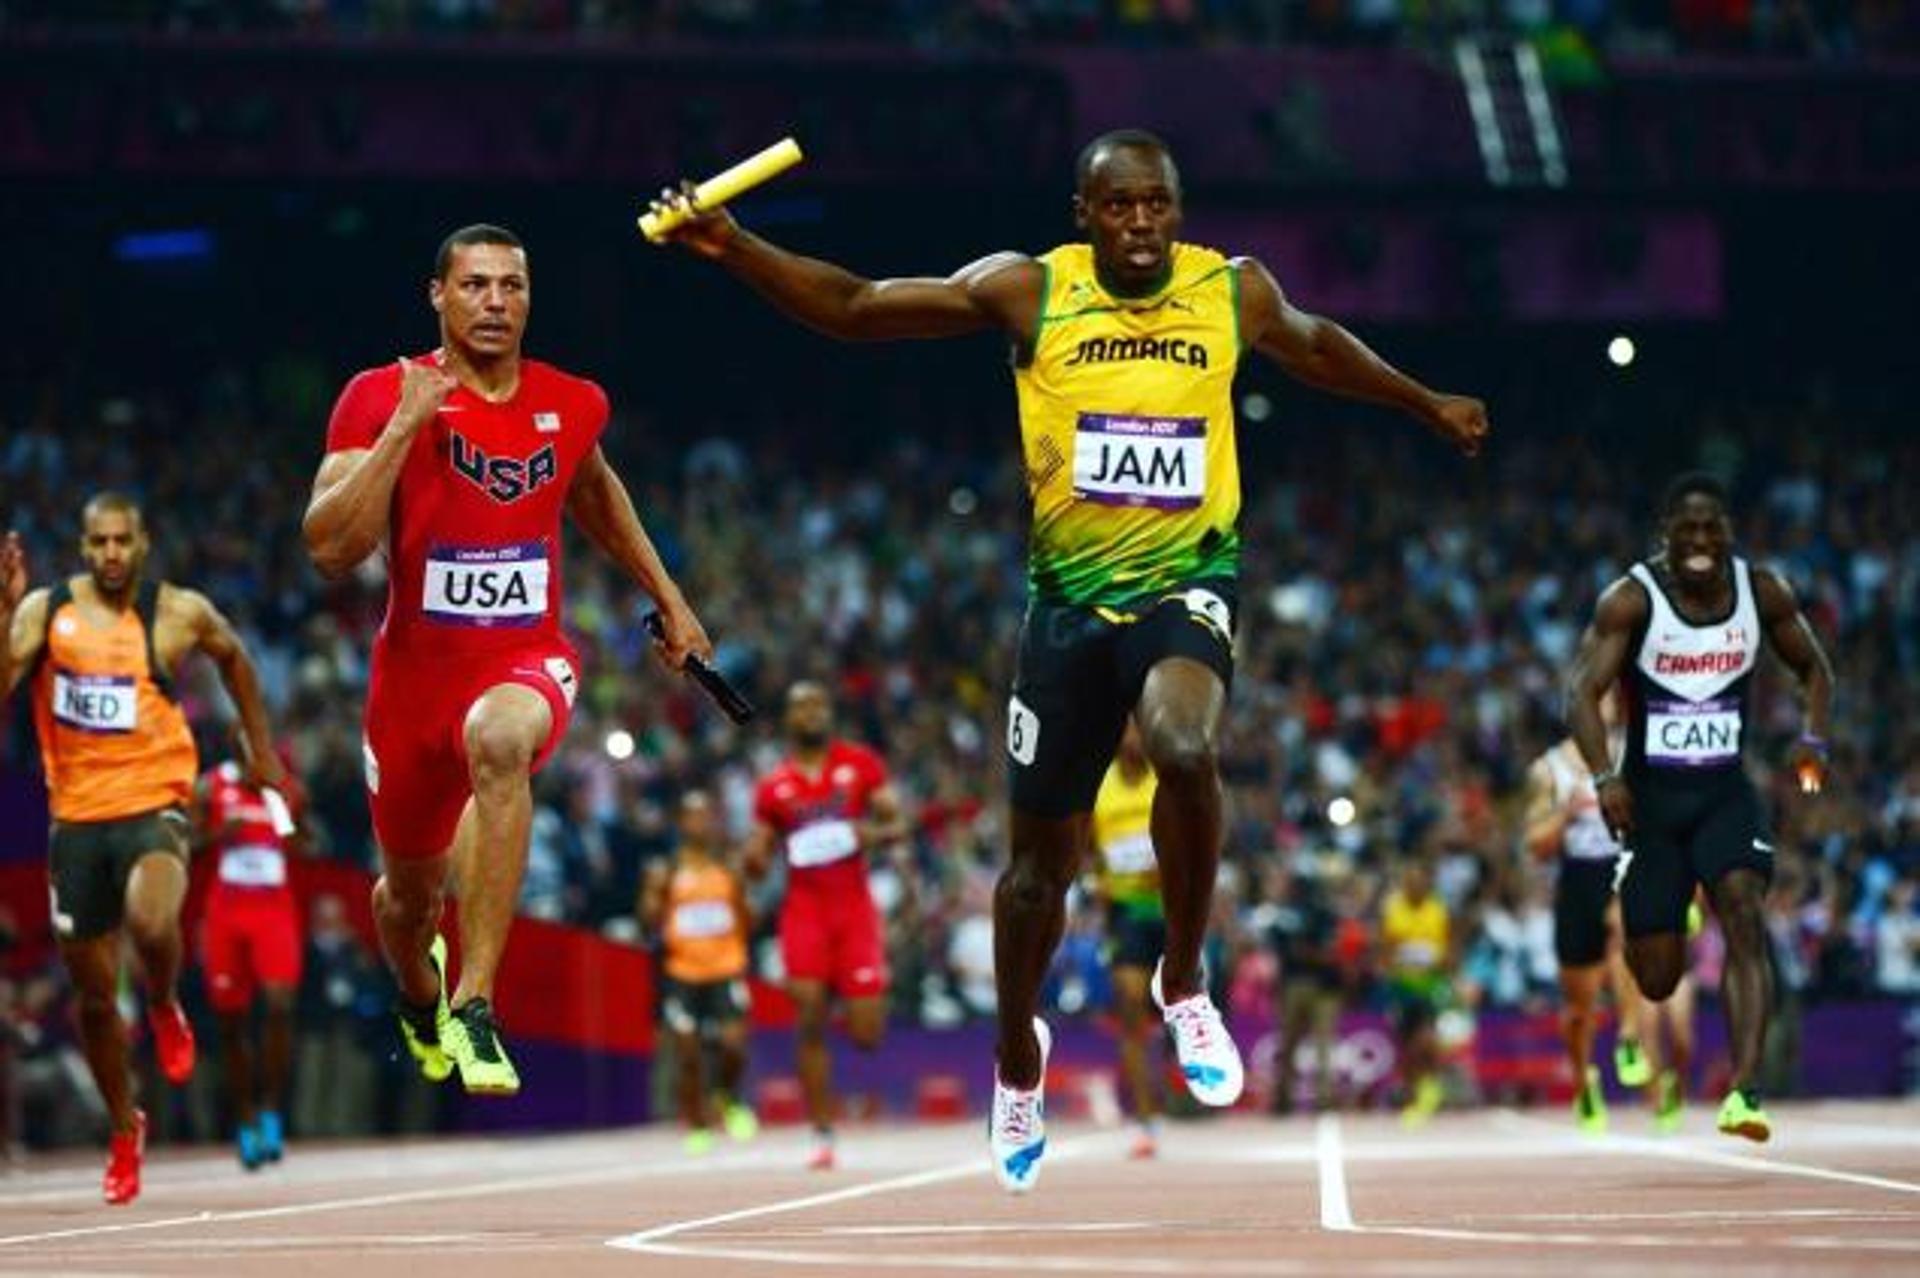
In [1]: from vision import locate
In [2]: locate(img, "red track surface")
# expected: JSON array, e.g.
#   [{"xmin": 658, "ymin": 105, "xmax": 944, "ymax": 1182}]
[{"xmin": 3, "ymin": 1099, "xmax": 1917, "ymax": 1276}]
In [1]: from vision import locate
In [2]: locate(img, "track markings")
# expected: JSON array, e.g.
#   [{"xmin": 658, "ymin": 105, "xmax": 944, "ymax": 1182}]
[{"xmin": 1315, "ymin": 1114, "xmax": 1355, "ymax": 1232}]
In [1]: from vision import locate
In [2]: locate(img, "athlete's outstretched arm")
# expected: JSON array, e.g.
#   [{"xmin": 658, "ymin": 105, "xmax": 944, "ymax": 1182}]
[
  {"xmin": 1568, "ymin": 578, "xmax": 1646, "ymax": 842},
  {"xmin": 303, "ymin": 358, "xmax": 456, "ymax": 580},
  {"xmin": 1753, "ymin": 566, "xmax": 1835, "ymax": 785},
  {"xmin": 1236, "ymin": 258, "xmax": 1488, "ymax": 456},
  {"xmin": 565, "ymin": 445, "xmax": 712, "ymax": 670},
  {"xmin": 655, "ymin": 195, "xmax": 1042, "ymax": 343},
  {"xmin": 178, "ymin": 588, "xmax": 287, "ymax": 793}
]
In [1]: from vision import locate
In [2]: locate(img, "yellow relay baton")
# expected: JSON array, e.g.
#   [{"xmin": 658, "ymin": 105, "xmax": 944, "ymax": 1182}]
[{"xmin": 638, "ymin": 137, "xmax": 804, "ymax": 243}]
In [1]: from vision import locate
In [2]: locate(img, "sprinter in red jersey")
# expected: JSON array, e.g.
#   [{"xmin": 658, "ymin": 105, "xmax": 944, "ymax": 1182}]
[
  {"xmin": 303, "ymin": 224, "xmax": 713, "ymax": 1094},
  {"xmin": 194, "ymin": 750, "xmax": 302, "ymax": 1169},
  {"xmin": 745, "ymin": 682, "xmax": 908, "ymax": 1170}
]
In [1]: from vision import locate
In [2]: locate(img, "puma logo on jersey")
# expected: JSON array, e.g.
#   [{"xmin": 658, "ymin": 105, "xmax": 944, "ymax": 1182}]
[{"xmin": 450, "ymin": 431, "xmax": 558, "ymax": 504}]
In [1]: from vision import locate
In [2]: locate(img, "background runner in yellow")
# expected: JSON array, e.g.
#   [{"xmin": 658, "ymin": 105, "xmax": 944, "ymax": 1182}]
[{"xmin": 1018, "ymin": 242, "xmax": 1241, "ymax": 606}]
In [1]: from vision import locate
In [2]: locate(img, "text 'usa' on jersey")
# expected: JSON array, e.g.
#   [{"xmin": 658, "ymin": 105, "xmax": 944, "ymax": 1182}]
[
  {"xmin": 324, "ymin": 355, "xmax": 608, "ymax": 653},
  {"xmin": 1624, "ymin": 556, "xmax": 1761, "ymax": 787}
]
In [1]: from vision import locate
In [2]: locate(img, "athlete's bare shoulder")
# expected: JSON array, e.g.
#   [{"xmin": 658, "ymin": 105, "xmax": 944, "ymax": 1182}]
[
  {"xmin": 1592, "ymin": 572, "xmax": 1650, "ymax": 630},
  {"xmin": 953, "ymin": 252, "xmax": 1044, "ymax": 335}
]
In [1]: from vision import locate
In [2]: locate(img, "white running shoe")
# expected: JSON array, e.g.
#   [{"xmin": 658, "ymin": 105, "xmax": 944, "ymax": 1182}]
[
  {"xmin": 1151, "ymin": 959, "xmax": 1244, "ymax": 1107},
  {"xmin": 989, "ymin": 1018, "xmax": 1052, "ymax": 1195}
]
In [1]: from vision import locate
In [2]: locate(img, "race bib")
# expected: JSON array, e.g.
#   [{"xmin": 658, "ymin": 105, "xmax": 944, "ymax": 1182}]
[
  {"xmin": 1073, "ymin": 413, "xmax": 1205, "ymax": 510},
  {"xmin": 422, "ymin": 541, "xmax": 550, "ymax": 628},
  {"xmin": 52, "ymin": 671, "xmax": 137, "ymax": 733},
  {"xmin": 787, "ymin": 819, "xmax": 860, "ymax": 869},
  {"xmin": 1646, "ymin": 697, "xmax": 1742, "ymax": 767},
  {"xmin": 218, "ymin": 845, "xmax": 288, "ymax": 888},
  {"xmin": 1395, "ymin": 940, "xmax": 1439, "ymax": 969},
  {"xmin": 671, "ymin": 899, "xmax": 735, "ymax": 939},
  {"xmin": 1103, "ymin": 832, "xmax": 1157, "ymax": 876}
]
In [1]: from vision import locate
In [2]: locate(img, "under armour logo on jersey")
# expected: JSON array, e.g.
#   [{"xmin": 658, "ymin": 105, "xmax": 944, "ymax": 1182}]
[{"xmin": 450, "ymin": 431, "xmax": 557, "ymax": 504}]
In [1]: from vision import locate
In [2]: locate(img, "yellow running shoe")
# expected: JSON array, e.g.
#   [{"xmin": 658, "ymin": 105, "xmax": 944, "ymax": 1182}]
[
  {"xmin": 1574, "ymin": 1066, "xmax": 1608, "ymax": 1136},
  {"xmin": 1654, "ymin": 1070, "xmax": 1684, "ymax": 1134},
  {"xmin": 445, "ymin": 997, "xmax": 521, "ymax": 1096},
  {"xmin": 1400, "ymin": 1074, "xmax": 1444, "ymax": 1128},
  {"xmin": 1716, "ymin": 1087, "xmax": 1770, "ymax": 1143},
  {"xmin": 1613, "ymin": 1036, "xmax": 1652, "ymax": 1088},
  {"xmin": 683, "ymin": 1128, "xmax": 716, "ymax": 1157},
  {"xmin": 394, "ymin": 934, "xmax": 452, "ymax": 1083},
  {"xmin": 723, "ymin": 1101, "xmax": 759, "ymax": 1143}
]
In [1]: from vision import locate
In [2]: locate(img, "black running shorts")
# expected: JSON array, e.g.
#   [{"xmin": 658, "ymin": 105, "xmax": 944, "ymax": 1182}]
[{"xmin": 1006, "ymin": 580, "xmax": 1236, "ymax": 820}]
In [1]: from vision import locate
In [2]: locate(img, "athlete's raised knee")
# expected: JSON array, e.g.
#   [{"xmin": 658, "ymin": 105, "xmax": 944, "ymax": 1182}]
[
  {"xmin": 1140, "ymin": 722, "xmax": 1217, "ymax": 783},
  {"xmin": 464, "ymin": 710, "xmax": 539, "ymax": 780}
]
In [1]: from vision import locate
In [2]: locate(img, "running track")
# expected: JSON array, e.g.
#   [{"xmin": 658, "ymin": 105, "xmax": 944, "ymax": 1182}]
[{"xmin": 3, "ymin": 1099, "xmax": 1917, "ymax": 1275}]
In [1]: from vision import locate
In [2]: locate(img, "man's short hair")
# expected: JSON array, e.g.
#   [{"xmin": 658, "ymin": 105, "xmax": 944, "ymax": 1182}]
[
  {"xmin": 434, "ymin": 224, "xmax": 525, "ymax": 279},
  {"xmin": 82, "ymin": 490, "xmax": 144, "ymax": 530},
  {"xmin": 1075, "ymin": 129, "xmax": 1175, "ymax": 192},
  {"xmin": 1660, "ymin": 471, "xmax": 1730, "ymax": 519}
]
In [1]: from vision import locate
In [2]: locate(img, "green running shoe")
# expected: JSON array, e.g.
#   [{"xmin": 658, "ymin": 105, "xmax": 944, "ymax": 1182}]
[
  {"xmin": 1654, "ymin": 1069, "xmax": 1684, "ymax": 1135},
  {"xmin": 683, "ymin": 1128, "xmax": 716, "ymax": 1157},
  {"xmin": 1613, "ymin": 1036, "xmax": 1652, "ymax": 1088},
  {"xmin": 445, "ymin": 996, "xmax": 521, "ymax": 1096},
  {"xmin": 395, "ymin": 934, "xmax": 452, "ymax": 1083},
  {"xmin": 723, "ymin": 1101, "xmax": 759, "ymax": 1143},
  {"xmin": 1716, "ymin": 1087, "xmax": 1770, "ymax": 1143},
  {"xmin": 1574, "ymin": 1066, "xmax": 1608, "ymax": 1136}
]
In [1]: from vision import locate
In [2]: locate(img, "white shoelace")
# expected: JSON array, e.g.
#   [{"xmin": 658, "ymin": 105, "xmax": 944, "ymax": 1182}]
[
  {"xmin": 995, "ymin": 1086, "xmax": 1041, "ymax": 1144},
  {"xmin": 1166, "ymin": 996, "xmax": 1223, "ymax": 1051}
]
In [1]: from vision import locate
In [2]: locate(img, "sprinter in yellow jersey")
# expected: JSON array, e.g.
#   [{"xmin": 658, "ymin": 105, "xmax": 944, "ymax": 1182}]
[
  {"xmin": 641, "ymin": 790, "xmax": 758, "ymax": 1155},
  {"xmin": 1089, "ymin": 720, "xmax": 1165, "ymax": 1158},
  {"xmin": 655, "ymin": 129, "xmax": 1488, "ymax": 1192},
  {"xmin": 0, "ymin": 495, "xmax": 284, "ymax": 1205}
]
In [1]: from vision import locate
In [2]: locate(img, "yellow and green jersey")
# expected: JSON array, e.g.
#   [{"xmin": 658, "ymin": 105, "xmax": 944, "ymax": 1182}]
[
  {"xmin": 1092, "ymin": 759, "xmax": 1161, "ymax": 916},
  {"xmin": 1014, "ymin": 242, "xmax": 1244, "ymax": 608}
]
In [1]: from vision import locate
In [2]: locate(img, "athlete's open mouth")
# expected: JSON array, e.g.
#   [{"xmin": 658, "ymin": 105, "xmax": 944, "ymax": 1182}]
[{"xmin": 1682, "ymin": 553, "xmax": 1715, "ymax": 574}]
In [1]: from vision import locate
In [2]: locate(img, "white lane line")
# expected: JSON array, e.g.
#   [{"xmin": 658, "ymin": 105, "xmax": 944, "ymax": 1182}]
[
  {"xmin": 776, "ymin": 1223, "xmax": 1164, "ymax": 1237},
  {"xmin": 0, "ymin": 1152, "xmax": 766, "ymax": 1250},
  {"xmin": 607, "ymin": 1241, "xmax": 1492, "ymax": 1275},
  {"xmin": 1315, "ymin": 1113, "xmax": 1355, "ymax": 1233},
  {"xmin": 1401, "ymin": 1207, "xmax": 1918, "ymax": 1225},
  {"xmin": 606, "ymin": 1157, "xmax": 992, "ymax": 1250},
  {"xmin": 1492, "ymin": 1109, "xmax": 1920, "ymax": 1197}
]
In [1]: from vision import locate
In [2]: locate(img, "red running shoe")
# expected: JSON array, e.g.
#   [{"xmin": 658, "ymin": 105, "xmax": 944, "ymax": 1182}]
[
  {"xmin": 148, "ymin": 1000, "xmax": 196, "ymax": 1084},
  {"xmin": 103, "ymin": 1110, "xmax": 146, "ymax": 1206}
]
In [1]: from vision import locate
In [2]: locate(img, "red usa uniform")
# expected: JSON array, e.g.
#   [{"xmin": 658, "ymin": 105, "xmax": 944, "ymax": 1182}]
[
  {"xmin": 325, "ymin": 353, "xmax": 606, "ymax": 857},
  {"xmin": 753, "ymin": 741, "xmax": 890, "ymax": 999},
  {"xmin": 199, "ymin": 762, "xmax": 302, "ymax": 1013}
]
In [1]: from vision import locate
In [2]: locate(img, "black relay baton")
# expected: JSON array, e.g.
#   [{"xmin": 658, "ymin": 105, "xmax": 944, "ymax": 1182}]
[{"xmin": 644, "ymin": 613, "xmax": 755, "ymax": 724}]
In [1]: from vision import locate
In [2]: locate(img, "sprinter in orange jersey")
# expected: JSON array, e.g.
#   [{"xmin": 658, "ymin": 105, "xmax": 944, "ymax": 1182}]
[
  {"xmin": 641, "ymin": 790, "xmax": 757, "ymax": 1156},
  {"xmin": 0, "ymin": 495, "xmax": 285, "ymax": 1206}
]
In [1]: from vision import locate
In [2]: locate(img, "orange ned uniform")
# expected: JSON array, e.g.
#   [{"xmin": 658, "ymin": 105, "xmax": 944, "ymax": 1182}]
[
  {"xmin": 32, "ymin": 581, "xmax": 197, "ymax": 823},
  {"xmin": 662, "ymin": 860, "xmax": 748, "ymax": 985}
]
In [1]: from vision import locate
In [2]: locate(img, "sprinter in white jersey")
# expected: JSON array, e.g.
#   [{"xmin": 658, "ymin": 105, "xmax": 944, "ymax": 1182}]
[
  {"xmin": 1523, "ymin": 691, "xmax": 1653, "ymax": 1134},
  {"xmin": 1567, "ymin": 473, "xmax": 1833, "ymax": 1143}
]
